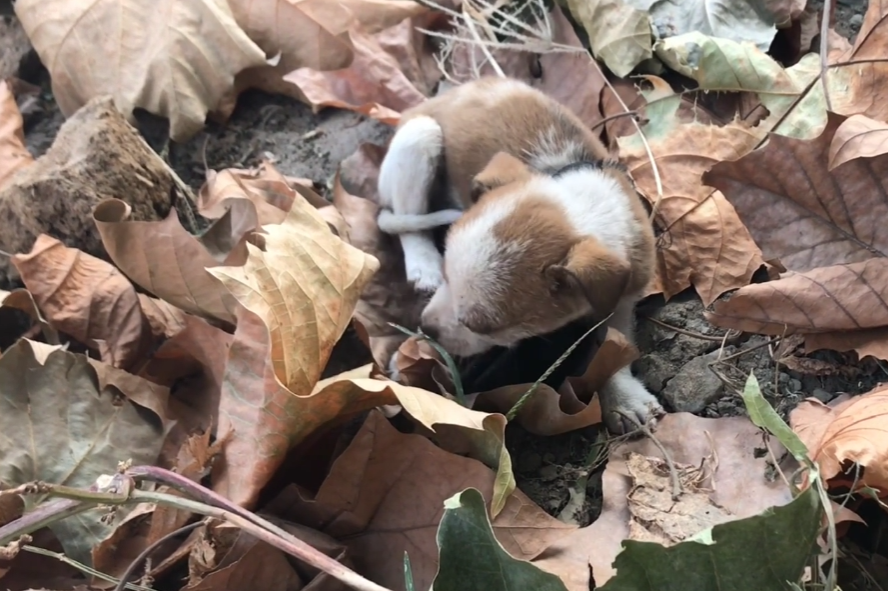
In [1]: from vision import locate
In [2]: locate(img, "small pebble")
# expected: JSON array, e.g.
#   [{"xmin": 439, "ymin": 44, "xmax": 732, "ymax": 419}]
[
  {"xmin": 539, "ymin": 465, "xmax": 560, "ymax": 481},
  {"xmin": 789, "ymin": 378, "xmax": 803, "ymax": 392},
  {"xmin": 850, "ymin": 14, "xmax": 864, "ymax": 27},
  {"xmin": 812, "ymin": 388, "xmax": 833, "ymax": 403}
]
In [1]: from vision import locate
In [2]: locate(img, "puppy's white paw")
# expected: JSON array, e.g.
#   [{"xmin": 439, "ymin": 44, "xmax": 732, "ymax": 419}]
[
  {"xmin": 407, "ymin": 264, "xmax": 444, "ymax": 293},
  {"xmin": 401, "ymin": 235, "xmax": 444, "ymax": 293},
  {"xmin": 600, "ymin": 372, "xmax": 666, "ymax": 435},
  {"xmin": 387, "ymin": 350, "xmax": 403, "ymax": 382}
]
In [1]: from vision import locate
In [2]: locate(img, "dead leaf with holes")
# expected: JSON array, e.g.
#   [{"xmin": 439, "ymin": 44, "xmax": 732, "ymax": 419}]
[
  {"xmin": 206, "ymin": 190, "xmax": 378, "ymax": 507},
  {"xmin": 704, "ymin": 113, "xmax": 888, "ymax": 358},
  {"xmin": 617, "ymin": 96, "xmax": 765, "ymax": 305},
  {"xmin": 791, "ymin": 384, "xmax": 888, "ymax": 494},
  {"xmin": 535, "ymin": 413, "xmax": 797, "ymax": 589},
  {"xmin": 14, "ymin": 0, "xmax": 267, "ymax": 141},
  {"xmin": 0, "ymin": 80, "xmax": 33, "ymax": 189}
]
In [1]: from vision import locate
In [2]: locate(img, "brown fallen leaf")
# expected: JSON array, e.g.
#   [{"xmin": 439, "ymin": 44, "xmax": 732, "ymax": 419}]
[
  {"xmin": 705, "ymin": 113, "xmax": 888, "ymax": 273},
  {"xmin": 827, "ymin": 113, "xmax": 888, "ymax": 170},
  {"xmin": 791, "ymin": 385, "xmax": 888, "ymax": 494},
  {"xmin": 207, "ymin": 189, "xmax": 378, "ymax": 506},
  {"xmin": 617, "ymin": 107, "xmax": 765, "ymax": 304},
  {"xmin": 0, "ymin": 80, "xmax": 33, "ymax": 189},
  {"xmin": 705, "ymin": 259, "xmax": 888, "ymax": 335},
  {"xmin": 138, "ymin": 294, "xmax": 188, "ymax": 339},
  {"xmin": 829, "ymin": 0, "xmax": 888, "ymax": 124},
  {"xmin": 804, "ymin": 327, "xmax": 888, "ymax": 362},
  {"xmin": 535, "ymin": 413, "xmax": 797, "ymax": 589},
  {"xmin": 10, "ymin": 235, "xmax": 155, "ymax": 371},
  {"xmin": 15, "ymin": 0, "xmax": 268, "ymax": 141},
  {"xmin": 94, "ymin": 199, "xmax": 246, "ymax": 326},
  {"xmin": 284, "ymin": 25, "xmax": 427, "ymax": 124},
  {"xmin": 277, "ymin": 410, "xmax": 575, "ymax": 591}
]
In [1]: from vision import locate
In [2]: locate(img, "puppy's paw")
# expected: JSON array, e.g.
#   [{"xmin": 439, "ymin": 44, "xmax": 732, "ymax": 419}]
[
  {"xmin": 406, "ymin": 259, "xmax": 444, "ymax": 293},
  {"xmin": 600, "ymin": 378, "xmax": 666, "ymax": 435},
  {"xmin": 387, "ymin": 350, "xmax": 403, "ymax": 382}
]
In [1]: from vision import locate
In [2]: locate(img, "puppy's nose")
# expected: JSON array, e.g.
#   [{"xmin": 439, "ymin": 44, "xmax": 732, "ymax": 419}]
[{"xmin": 420, "ymin": 323, "xmax": 440, "ymax": 341}]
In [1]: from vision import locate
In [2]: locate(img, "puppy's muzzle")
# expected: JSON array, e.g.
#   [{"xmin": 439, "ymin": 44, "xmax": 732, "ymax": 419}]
[{"xmin": 419, "ymin": 323, "xmax": 441, "ymax": 341}]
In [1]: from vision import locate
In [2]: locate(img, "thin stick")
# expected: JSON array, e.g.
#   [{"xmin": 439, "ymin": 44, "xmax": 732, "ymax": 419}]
[
  {"xmin": 710, "ymin": 336, "xmax": 781, "ymax": 365},
  {"xmin": 462, "ymin": 5, "xmax": 505, "ymax": 77},
  {"xmin": 21, "ymin": 545, "xmax": 155, "ymax": 591},
  {"xmin": 589, "ymin": 110, "xmax": 640, "ymax": 132},
  {"xmin": 618, "ymin": 410, "xmax": 682, "ymax": 500},
  {"xmin": 643, "ymin": 316, "xmax": 736, "ymax": 342},
  {"xmin": 113, "ymin": 521, "xmax": 206, "ymax": 591},
  {"xmin": 819, "ymin": 0, "xmax": 834, "ymax": 112}
]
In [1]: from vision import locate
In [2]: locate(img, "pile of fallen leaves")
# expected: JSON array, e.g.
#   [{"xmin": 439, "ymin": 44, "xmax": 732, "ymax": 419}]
[{"xmin": 1, "ymin": 0, "xmax": 888, "ymax": 589}]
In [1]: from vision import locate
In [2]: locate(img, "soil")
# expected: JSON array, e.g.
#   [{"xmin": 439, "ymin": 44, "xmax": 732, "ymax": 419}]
[{"xmin": 7, "ymin": 0, "xmax": 884, "ymax": 586}]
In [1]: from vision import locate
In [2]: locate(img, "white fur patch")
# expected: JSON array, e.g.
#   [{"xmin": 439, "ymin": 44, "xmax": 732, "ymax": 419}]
[{"xmin": 526, "ymin": 125, "xmax": 586, "ymax": 172}]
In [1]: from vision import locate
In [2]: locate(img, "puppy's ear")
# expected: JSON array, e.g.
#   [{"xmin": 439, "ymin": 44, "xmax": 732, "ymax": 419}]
[
  {"xmin": 546, "ymin": 237, "xmax": 632, "ymax": 318},
  {"xmin": 471, "ymin": 152, "xmax": 533, "ymax": 201}
]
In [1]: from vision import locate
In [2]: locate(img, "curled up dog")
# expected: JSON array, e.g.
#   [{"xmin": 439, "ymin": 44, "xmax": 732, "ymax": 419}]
[{"xmin": 375, "ymin": 77, "xmax": 665, "ymax": 434}]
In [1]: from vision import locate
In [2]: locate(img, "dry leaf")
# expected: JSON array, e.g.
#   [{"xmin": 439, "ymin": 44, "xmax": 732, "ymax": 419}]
[
  {"xmin": 0, "ymin": 80, "xmax": 33, "ymax": 189},
  {"xmin": 94, "ymin": 199, "xmax": 245, "ymax": 325},
  {"xmin": 617, "ymin": 106, "xmax": 765, "ymax": 304},
  {"xmin": 804, "ymin": 327, "xmax": 888, "ymax": 362},
  {"xmin": 279, "ymin": 411, "xmax": 574, "ymax": 591},
  {"xmin": 791, "ymin": 385, "xmax": 888, "ymax": 494},
  {"xmin": 207, "ymin": 191, "xmax": 378, "ymax": 506},
  {"xmin": 828, "ymin": 113, "xmax": 888, "ymax": 169},
  {"xmin": 284, "ymin": 25, "xmax": 427, "ymax": 124},
  {"xmin": 14, "ymin": 0, "xmax": 267, "ymax": 141},
  {"xmin": 535, "ymin": 413, "xmax": 796, "ymax": 589},
  {"xmin": 10, "ymin": 235, "xmax": 155, "ymax": 371},
  {"xmin": 829, "ymin": 0, "xmax": 888, "ymax": 123},
  {"xmin": 705, "ymin": 113, "xmax": 888, "ymax": 273},
  {"xmin": 706, "ymin": 259, "xmax": 888, "ymax": 335}
]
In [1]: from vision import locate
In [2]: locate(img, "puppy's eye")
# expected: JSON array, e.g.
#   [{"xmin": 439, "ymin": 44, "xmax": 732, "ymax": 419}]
[{"xmin": 461, "ymin": 311, "xmax": 497, "ymax": 335}]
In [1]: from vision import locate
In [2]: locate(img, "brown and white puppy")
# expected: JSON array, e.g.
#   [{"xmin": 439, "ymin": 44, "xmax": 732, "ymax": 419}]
[{"xmin": 376, "ymin": 77, "xmax": 664, "ymax": 433}]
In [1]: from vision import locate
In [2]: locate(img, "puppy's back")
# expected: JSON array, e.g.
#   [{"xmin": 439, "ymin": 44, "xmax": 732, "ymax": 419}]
[{"xmin": 399, "ymin": 78, "xmax": 609, "ymax": 205}]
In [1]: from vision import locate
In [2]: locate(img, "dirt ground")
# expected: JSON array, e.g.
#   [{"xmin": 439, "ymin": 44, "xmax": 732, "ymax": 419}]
[{"xmin": 7, "ymin": 0, "xmax": 886, "ymax": 586}]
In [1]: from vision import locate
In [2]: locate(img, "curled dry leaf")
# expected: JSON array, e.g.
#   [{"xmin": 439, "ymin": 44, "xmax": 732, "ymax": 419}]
[
  {"xmin": 284, "ymin": 25, "xmax": 427, "ymax": 124},
  {"xmin": 804, "ymin": 327, "xmax": 888, "ymax": 362},
  {"xmin": 0, "ymin": 80, "xmax": 33, "ymax": 189},
  {"xmin": 281, "ymin": 411, "xmax": 574, "ymax": 591},
  {"xmin": 14, "ymin": 0, "xmax": 267, "ymax": 142},
  {"xmin": 535, "ymin": 413, "xmax": 796, "ymax": 589},
  {"xmin": 94, "ymin": 199, "xmax": 246, "ymax": 326},
  {"xmin": 791, "ymin": 385, "xmax": 888, "ymax": 493},
  {"xmin": 0, "ymin": 339, "xmax": 167, "ymax": 565},
  {"xmin": 617, "ymin": 97, "xmax": 765, "ymax": 304},
  {"xmin": 10, "ymin": 234, "xmax": 154, "ymax": 371},
  {"xmin": 314, "ymin": 366, "xmax": 515, "ymax": 516},
  {"xmin": 828, "ymin": 114, "xmax": 888, "ymax": 169},
  {"xmin": 207, "ymin": 192, "xmax": 378, "ymax": 506},
  {"xmin": 564, "ymin": 0, "xmax": 652, "ymax": 78}
]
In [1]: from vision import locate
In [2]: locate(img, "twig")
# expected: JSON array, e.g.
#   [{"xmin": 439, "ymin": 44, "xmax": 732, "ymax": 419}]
[
  {"xmin": 819, "ymin": 0, "xmax": 834, "ymax": 111},
  {"xmin": 643, "ymin": 316, "xmax": 738, "ymax": 342},
  {"xmin": 762, "ymin": 433, "xmax": 793, "ymax": 491},
  {"xmin": 709, "ymin": 336, "xmax": 781, "ymax": 366},
  {"xmin": 506, "ymin": 313, "xmax": 611, "ymax": 420},
  {"xmin": 589, "ymin": 110, "xmax": 640, "ymax": 132},
  {"xmin": 113, "ymin": 521, "xmax": 206, "ymax": 591},
  {"xmin": 3, "ymin": 472, "xmax": 394, "ymax": 591},
  {"xmin": 462, "ymin": 5, "xmax": 505, "ymax": 77},
  {"xmin": 21, "ymin": 545, "xmax": 155, "ymax": 591},
  {"xmin": 618, "ymin": 410, "xmax": 682, "ymax": 500}
]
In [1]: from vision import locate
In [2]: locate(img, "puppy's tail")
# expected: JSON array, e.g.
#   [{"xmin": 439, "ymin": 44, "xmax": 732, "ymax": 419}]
[{"xmin": 377, "ymin": 209, "xmax": 463, "ymax": 234}]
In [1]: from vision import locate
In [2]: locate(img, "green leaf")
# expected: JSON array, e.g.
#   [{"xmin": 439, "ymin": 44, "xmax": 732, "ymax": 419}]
[
  {"xmin": 433, "ymin": 488, "xmax": 568, "ymax": 591},
  {"xmin": 741, "ymin": 372, "xmax": 810, "ymax": 463},
  {"xmin": 564, "ymin": 0, "xmax": 652, "ymax": 78},
  {"xmin": 599, "ymin": 483, "xmax": 822, "ymax": 591},
  {"xmin": 0, "ymin": 339, "xmax": 165, "ymax": 566},
  {"xmin": 404, "ymin": 552, "xmax": 415, "ymax": 591}
]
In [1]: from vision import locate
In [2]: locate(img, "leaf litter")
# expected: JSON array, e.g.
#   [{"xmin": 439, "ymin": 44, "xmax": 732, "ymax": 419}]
[{"xmin": 2, "ymin": 0, "xmax": 888, "ymax": 590}]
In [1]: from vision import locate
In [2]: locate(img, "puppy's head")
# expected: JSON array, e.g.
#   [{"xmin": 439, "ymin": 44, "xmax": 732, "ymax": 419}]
[{"xmin": 420, "ymin": 152, "xmax": 632, "ymax": 357}]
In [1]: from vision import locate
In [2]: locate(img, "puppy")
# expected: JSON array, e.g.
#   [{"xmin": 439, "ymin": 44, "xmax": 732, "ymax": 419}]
[{"xmin": 376, "ymin": 77, "xmax": 664, "ymax": 433}]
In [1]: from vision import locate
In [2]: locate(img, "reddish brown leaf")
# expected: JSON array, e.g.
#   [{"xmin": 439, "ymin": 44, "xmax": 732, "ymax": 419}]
[
  {"xmin": 0, "ymin": 80, "xmax": 33, "ymax": 189},
  {"xmin": 705, "ymin": 113, "xmax": 888, "ymax": 273},
  {"xmin": 284, "ymin": 25, "xmax": 427, "ymax": 123},
  {"xmin": 791, "ymin": 385, "xmax": 888, "ymax": 493},
  {"xmin": 706, "ymin": 259, "xmax": 888, "ymax": 335},
  {"xmin": 10, "ymin": 235, "xmax": 155, "ymax": 371},
  {"xmin": 282, "ymin": 411, "xmax": 574, "ymax": 591},
  {"xmin": 830, "ymin": 0, "xmax": 888, "ymax": 123},
  {"xmin": 804, "ymin": 327, "xmax": 888, "ymax": 361}
]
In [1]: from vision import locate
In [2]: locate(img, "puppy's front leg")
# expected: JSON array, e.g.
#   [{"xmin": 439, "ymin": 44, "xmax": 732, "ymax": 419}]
[
  {"xmin": 599, "ymin": 298, "xmax": 665, "ymax": 433},
  {"xmin": 378, "ymin": 115, "xmax": 446, "ymax": 293}
]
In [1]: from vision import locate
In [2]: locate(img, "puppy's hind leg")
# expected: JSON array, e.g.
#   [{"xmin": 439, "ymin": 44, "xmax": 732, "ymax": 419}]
[
  {"xmin": 599, "ymin": 297, "xmax": 666, "ymax": 434},
  {"xmin": 378, "ymin": 115, "xmax": 446, "ymax": 293}
]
